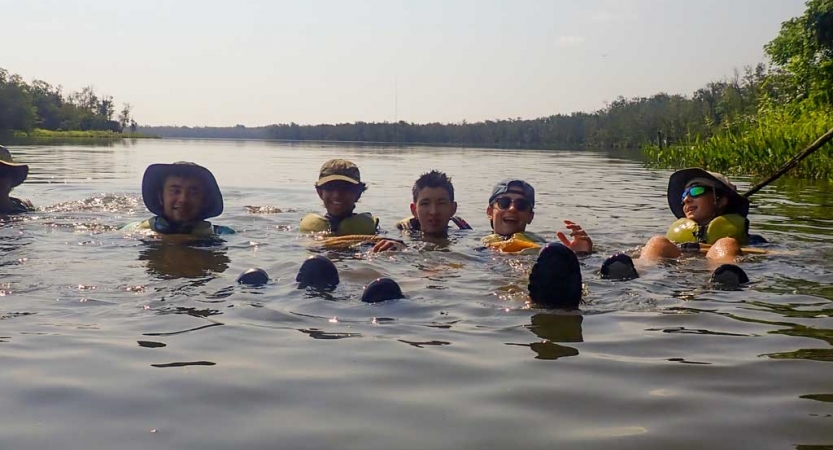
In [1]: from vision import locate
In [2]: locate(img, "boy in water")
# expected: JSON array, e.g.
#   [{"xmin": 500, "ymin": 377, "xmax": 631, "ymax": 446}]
[
  {"xmin": 371, "ymin": 170, "xmax": 470, "ymax": 252},
  {"xmin": 602, "ymin": 168, "xmax": 755, "ymax": 284},
  {"xmin": 641, "ymin": 169, "xmax": 752, "ymax": 261},
  {"xmin": 300, "ymin": 159, "xmax": 378, "ymax": 236},
  {"xmin": 483, "ymin": 179, "xmax": 593, "ymax": 254},
  {"xmin": 0, "ymin": 145, "xmax": 35, "ymax": 214},
  {"xmin": 123, "ymin": 161, "xmax": 233, "ymax": 236}
]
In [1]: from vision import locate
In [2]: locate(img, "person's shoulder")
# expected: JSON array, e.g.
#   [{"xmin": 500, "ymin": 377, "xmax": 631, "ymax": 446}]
[{"xmin": 396, "ymin": 216, "xmax": 420, "ymax": 231}]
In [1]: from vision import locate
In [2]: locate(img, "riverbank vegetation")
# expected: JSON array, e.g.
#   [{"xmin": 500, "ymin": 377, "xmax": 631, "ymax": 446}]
[
  {"xmin": 0, "ymin": 68, "xmax": 138, "ymax": 136},
  {"xmin": 7, "ymin": 129, "xmax": 152, "ymax": 139},
  {"xmin": 646, "ymin": 0, "xmax": 833, "ymax": 179}
]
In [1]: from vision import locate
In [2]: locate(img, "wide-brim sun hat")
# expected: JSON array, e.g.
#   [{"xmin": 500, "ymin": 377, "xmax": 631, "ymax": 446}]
[
  {"xmin": 667, "ymin": 168, "xmax": 749, "ymax": 219},
  {"xmin": 142, "ymin": 162, "xmax": 223, "ymax": 220},
  {"xmin": 0, "ymin": 145, "xmax": 30, "ymax": 187}
]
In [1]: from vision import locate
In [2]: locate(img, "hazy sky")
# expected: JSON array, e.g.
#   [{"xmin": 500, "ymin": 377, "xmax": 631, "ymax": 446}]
[{"xmin": 0, "ymin": 0, "xmax": 807, "ymax": 127}]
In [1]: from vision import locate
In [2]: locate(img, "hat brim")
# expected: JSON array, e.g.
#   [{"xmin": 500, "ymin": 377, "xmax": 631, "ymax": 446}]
[
  {"xmin": 316, "ymin": 175, "xmax": 360, "ymax": 186},
  {"xmin": 667, "ymin": 168, "xmax": 749, "ymax": 219},
  {"xmin": 142, "ymin": 163, "xmax": 223, "ymax": 220},
  {"xmin": 0, "ymin": 162, "xmax": 29, "ymax": 187}
]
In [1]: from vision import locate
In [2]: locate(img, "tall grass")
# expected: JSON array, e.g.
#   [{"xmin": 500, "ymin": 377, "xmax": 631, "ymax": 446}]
[{"xmin": 644, "ymin": 105, "xmax": 833, "ymax": 180}]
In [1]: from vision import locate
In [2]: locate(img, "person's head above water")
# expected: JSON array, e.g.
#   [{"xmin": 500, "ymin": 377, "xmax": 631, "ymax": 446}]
[
  {"xmin": 0, "ymin": 145, "xmax": 29, "ymax": 199},
  {"xmin": 410, "ymin": 170, "xmax": 458, "ymax": 236},
  {"xmin": 667, "ymin": 168, "xmax": 749, "ymax": 226},
  {"xmin": 487, "ymin": 179, "xmax": 535, "ymax": 236},
  {"xmin": 315, "ymin": 159, "xmax": 367, "ymax": 218},
  {"xmin": 142, "ymin": 162, "xmax": 223, "ymax": 224}
]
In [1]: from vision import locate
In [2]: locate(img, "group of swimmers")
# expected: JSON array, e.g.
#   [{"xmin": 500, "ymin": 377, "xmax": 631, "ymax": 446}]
[{"xmin": 1, "ymin": 144, "xmax": 761, "ymax": 309}]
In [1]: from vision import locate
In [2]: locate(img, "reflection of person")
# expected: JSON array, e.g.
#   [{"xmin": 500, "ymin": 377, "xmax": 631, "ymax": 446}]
[
  {"xmin": 139, "ymin": 242, "xmax": 230, "ymax": 279},
  {"xmin": 0, "ymin": 145, "xmax": 35, "ymax": 214},
  {"xmin": 482, "ymin": 179, "xmax": 592, "ymax": 254},
  {"xmin": 525, "ymin": 313, "xmax": 583, "ymax": 360},
  {"xmin": 300, "ymin": 159, "xmax": 378, "ymax": 236},
  {"xmin": 123, "ymin": 162, "xmax": 234, "ymax": 237},
  {"xmin": 641, "ymin": 169, "xmax": 755, "ymax": 262},
  {"xmin": 371, "ymin": 170, "xmax": 471, "ymax": 252}
]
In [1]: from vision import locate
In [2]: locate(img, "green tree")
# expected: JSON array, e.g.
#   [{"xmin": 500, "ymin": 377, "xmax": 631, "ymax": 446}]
[{"xmin": 765, "ymin": 0, "xmax": 833, "ymax": 104}]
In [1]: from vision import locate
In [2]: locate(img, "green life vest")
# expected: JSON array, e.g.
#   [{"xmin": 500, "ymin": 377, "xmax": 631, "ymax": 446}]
[
  {"xmin": 666, "ymin": 213, "xmax": 749, "ymax": 245},
  {"xmin": 128, "ymin": 216, "xmax": 234, "ymax": 238},
  {"xmin": 300, "ymin": 212, "xmax": 378, "ymax": 236}
]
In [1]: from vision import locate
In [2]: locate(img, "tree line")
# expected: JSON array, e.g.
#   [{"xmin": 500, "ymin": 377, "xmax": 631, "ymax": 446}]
[
  {"xmin": 0, "ymin": 68, "xmax": 136, "ymax": 134},
  {"xmin": 139, "ymin": 67, "xmax": 772, "ymax": 149}
]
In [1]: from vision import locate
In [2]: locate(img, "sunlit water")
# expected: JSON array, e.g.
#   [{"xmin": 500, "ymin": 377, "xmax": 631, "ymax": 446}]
[{"xmin": 1, "ymin": 139, "xmax": 831, "ymax": 450}]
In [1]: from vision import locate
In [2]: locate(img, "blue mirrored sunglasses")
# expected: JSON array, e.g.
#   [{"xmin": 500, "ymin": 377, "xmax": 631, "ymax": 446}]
[{"xmin": 681, "ymin": 185, "xmax": 709, "ymax": 203}]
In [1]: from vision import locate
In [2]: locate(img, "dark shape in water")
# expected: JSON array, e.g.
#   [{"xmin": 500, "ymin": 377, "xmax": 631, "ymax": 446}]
[
  {"xmin": 528, "ymin": 243, "xmax": 583, "ymax": 309},
  {"xmin": 151, "ymin": 361, "xmax": 216, "ymax": 368},
  {"xmin": 237, "ymin": 268, "xmax": 270, "ymax": 286},
  {"xmin": 296, "ymin": 255, "xmax": 339, "ymax": 290},
  {"xmin": 361, "ymin": 278, "xmax": 403, "ymax": 303},
  {"xmin": 600, "ymin": 253, "xmax": 639, "ymax": 281},
  {"xmin": 709, "ymin": 264, "xmax": 749, "ymax": 290}
]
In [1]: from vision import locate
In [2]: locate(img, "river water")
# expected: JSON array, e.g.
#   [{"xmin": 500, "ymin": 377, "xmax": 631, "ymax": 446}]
[{"xmin": 1, "ymin": 139, "xmax": 831, "ymax": 450}]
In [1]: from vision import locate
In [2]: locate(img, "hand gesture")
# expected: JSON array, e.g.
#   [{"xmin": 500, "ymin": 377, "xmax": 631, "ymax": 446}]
[{"xmin": 556, "ymin": 220, "xmax": 593, "ymax": 254}]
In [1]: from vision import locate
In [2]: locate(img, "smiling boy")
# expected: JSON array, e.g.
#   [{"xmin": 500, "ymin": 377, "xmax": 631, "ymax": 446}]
[
  {"xmin": 123, "ymin": 161, "xmax": 233, "ymax": 237},
  {"xmin": 300, "ymin": 159, "xmax": 378, "ymax": 236},
  {"xmin": 640, "ymin": 168, "xmax": 751, "ymax": 261},
  {"xmin": 482, "ymin": 179, "xmax": 592, "ymax": 254}
]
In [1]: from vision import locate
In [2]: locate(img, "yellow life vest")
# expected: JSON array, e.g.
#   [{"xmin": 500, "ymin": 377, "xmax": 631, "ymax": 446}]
[
  {"xmin": 665, "ymin": 213, "xmax": 749, "ymax": 245},
  {"xmin": 299, "ymin": 213, "xmax": 378, "ymax": 236},
  {"xmin": 482, "ymin": 231, "xmax": 546, "ymax": 253}
]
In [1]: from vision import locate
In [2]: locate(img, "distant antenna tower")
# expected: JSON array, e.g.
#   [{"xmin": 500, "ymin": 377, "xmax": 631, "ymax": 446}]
[{"xmin": 394, "ymin": 75, "xmax": 398, "ymax": 143}]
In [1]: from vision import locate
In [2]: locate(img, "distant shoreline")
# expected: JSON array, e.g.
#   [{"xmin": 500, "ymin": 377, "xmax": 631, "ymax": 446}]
[{"xmin": 5, "ymin": 129, "xmax": 158, "ymax": 139}]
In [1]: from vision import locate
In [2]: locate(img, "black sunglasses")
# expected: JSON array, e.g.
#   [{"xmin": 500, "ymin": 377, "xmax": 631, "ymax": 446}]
[{"xmin": 493, "ymin": 196, "xmax": 532, "ymax": 212}]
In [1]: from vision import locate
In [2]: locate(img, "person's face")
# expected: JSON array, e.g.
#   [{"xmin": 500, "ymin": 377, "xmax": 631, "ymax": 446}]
[
  {"xmin": 317, "ymin": 181, "xmax": 361, "ymax": 217},
  {"xmin": 410, "ymin": 187, "xmax": 457, "ymax": 236},
  {"xmin": 681, "ymin": 185, "xmax": 726, "ymax": 225},
  {"xmin": 487, "ymin": 191, "xmax": 534, "ymax": 236},
  {"xmin": 160, "ymin": 175, "xmax": 206, "ymax": 224}
]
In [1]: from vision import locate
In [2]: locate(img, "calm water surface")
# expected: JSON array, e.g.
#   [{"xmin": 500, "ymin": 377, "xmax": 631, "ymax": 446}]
[{"xmin": 1, "ymin": 139, "xmax": 831, "ymax": 450}]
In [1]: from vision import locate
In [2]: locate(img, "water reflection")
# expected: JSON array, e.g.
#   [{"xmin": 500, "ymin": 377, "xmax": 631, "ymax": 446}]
[
  {"xmin": 139, "ymin": 241, "xmax": 230, "ymax": 280},
  {"xmin": 508, "ymin": 313, "xmax": 583, "ymax": 360}
]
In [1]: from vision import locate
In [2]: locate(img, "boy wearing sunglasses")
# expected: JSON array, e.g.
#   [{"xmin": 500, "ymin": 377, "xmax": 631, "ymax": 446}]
[
  {"xmin": 484, "ymin": 179, "xmax": 592, "ymax": 309},
  {"xmin": 639, "ymin": 168, "xmax": 752, "ymax": 261},
  {"xmin": 300, "ymin": 159, "xmax": 379, "ymax": 236},
  {"xmin": 483, "ymin": 179, "xmax": 593, "ymax": 254}
]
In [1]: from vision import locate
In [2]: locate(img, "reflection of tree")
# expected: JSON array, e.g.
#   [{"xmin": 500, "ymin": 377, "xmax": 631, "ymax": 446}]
[
  {"xmin": 139, "ymin": 242, "xmax": 229, "ymax": 280},
  {"xmin": 524, "ymin": 313, "xmax": 584, "ymax": 360}
]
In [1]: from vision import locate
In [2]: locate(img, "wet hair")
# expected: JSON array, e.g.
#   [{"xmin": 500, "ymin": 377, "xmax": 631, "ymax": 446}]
[{"xmin": 412, "ymin": 170, "xmax": 454, "ymax": 202}]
